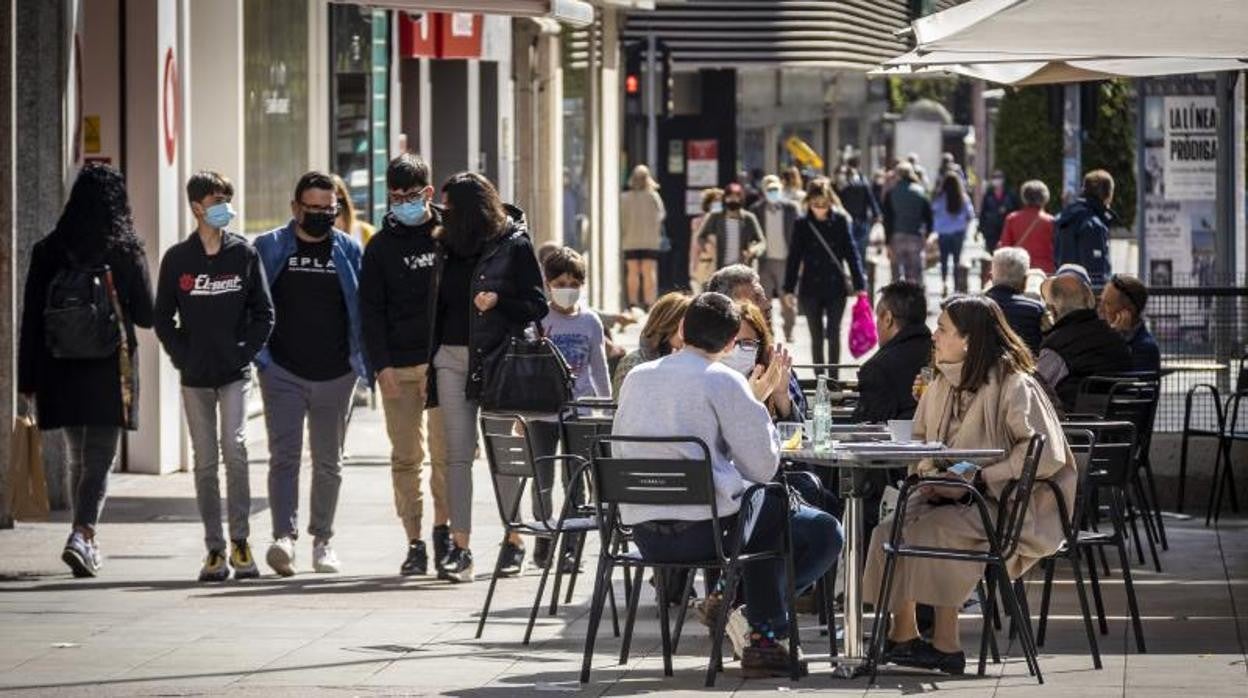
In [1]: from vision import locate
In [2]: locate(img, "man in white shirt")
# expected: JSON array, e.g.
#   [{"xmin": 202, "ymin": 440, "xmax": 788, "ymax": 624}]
[
  {"xmin": 750, "ymin": 175, "xmax": 800, "ymax": 342},
  {"xmin": 613, "ymin": 292, "xmax": 842, "ymax": 677}
]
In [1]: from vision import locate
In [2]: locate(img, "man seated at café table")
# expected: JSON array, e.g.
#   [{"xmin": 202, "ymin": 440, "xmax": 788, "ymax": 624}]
[
  {"xmin": 1098, "ymin": 273, "xmax": 1160, "ymax": 375},
  {"xmin": 613, "ymin": 292, "xmax": 842, "ymax": 677},
  {"xmin": 862, "ymin": 295, "xmax": 1076, "ymax": 675},
  {"xmin": 852, "ymin": 279, "xmax": 932, "ymax": 536},
  {"xmin": 984, "ymin": 246, "xmax": 1045, "ymax": 355},
  {"xmin": 1037, "ymin": 264, "xmax": 1131, "ymax": 412}
]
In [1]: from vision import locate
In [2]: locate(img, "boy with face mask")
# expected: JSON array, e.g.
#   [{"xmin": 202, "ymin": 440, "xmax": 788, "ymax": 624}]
[
  {"xmin": 155, "ymin": 171, "xmax": 275, "ymax": 582},
  {"xmin": 253, "ymin": 171, "xmax": 368, "ymax": 578},
  {"xmin": 358, "ymin": 154, "xmax": 450, "ymax": 578},
  {"xmin": 499, "ymin": 246, "xmax": 611, "ymax": 574}
]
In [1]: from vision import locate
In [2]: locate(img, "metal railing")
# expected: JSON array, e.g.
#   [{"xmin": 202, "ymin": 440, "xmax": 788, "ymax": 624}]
[{"xmin": 1146, "ymin": 281, "xmax": 1248, "ymax": 432}]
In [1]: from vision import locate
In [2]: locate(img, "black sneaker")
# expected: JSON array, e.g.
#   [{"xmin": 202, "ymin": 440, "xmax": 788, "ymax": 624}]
[
  {"xmin": 557, "ymin": 550, "xmax": 580, "ymax": 575},
  {"xmin": 882, "ymin": 637, "xmax": 923, "ymax": 664},
  {"xmin": 400, "ymin": 540, "xmax": 428, "ymax": 576},
  {"xmin": 498, "ymin": 541, "xmax": 526, "ymax": 577},
  {"xmin": 895, "ymin": 639, "xmax": 966, "ymax": 675},
  {"xmin": 532, "ymin": 537, "xmax": 553, "ymax": 569},
  {"xmin": 432, "ymin": 525, "xmax": 451, "ymax": 577},
  {"xmin": 442, "ymin": 545, "xmax": 475, "ymax": 584}
]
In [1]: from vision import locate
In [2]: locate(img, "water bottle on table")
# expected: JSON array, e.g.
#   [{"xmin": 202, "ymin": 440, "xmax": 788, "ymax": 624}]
[{"xmin": 813, "ymin": 375, "xmax": 833, "ymax": 452}]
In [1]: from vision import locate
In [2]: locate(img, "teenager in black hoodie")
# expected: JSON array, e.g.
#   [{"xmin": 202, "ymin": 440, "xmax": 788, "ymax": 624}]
[
  {"xmin": 358, "ymin": 153, "xmax": 447, "ymax": 578},
  {"xmin": 154, "ymin": 171, "xmax": 274, "ymax": 582}
]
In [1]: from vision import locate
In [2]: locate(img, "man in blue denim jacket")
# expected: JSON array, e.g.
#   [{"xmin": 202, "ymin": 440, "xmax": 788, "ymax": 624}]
[{"xmin": 253, "ymin": 171, "xmax": 369, "ymax": 578}]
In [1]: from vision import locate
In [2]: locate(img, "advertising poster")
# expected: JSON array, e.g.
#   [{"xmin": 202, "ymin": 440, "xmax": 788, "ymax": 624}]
[
  {"xmin": 1162, "ymin": 96, "xmax": 1218, "ymax": 201},
  {"xmin": 686, "ymin": 139, "xmax": 719, "ymax": 188}
]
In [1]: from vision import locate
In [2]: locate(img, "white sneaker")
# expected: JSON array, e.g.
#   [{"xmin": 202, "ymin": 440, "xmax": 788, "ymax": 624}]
[
  {"xmin": 312, "ymin": 540, "xmax": 341, "ymax": 574},
  {"xmin": 726, "ymin": 605, "xmax": 752, "ymax": 660},
  {"xmin": 266, "ymin": 537, "xmax": 297, "ymax": 577}
]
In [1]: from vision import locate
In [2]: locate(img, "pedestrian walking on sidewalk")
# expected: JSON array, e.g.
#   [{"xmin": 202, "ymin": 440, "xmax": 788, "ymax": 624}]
[
  {"xmin": 749, "ymin": 174, "xmax": 799, "ymax": 342},
  {"xmin": 253, "ymin": 171, "xmax": 369, "ymax": 577},
  {"xmin": 619, "ymin": 165, "xmax": 665, "ymax": 310},
  {"xmin": 783, "ymin": 178, "xmax": 867, "ymax": 366},
  {"xmin": 18, "ymin": 163, "xmax": 155, "ymax": 578},
  {"xmin": 931, "ymin": 171, "xmax": 976, "ymax": 296},
  {"xmin": 882, "ymin": 162, "xmax": 933, "ymax": 284},
  {"xmin": 154, "ymin": 171, "xmax": 274, "ymax": 582},
  {"xmin": 1055, "ymin": 170, "xmax": 1115, "ymax": 287},
  {"xmin": 358, "ymin": 153, "xmax": 450, "ymax": 578},
  {"xmin": 697, "ymin": 182, "xmax": 766, "ymax": 271},
  {"xmin": 428, "ymin": 172, "xmax": 548, "ymax": 583}
]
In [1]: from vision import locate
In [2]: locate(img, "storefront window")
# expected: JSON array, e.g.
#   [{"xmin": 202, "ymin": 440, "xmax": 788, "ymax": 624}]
[
  {"xmin": 331, "ymin": 5, "xmax": 390, "ymax": 228},
  {"xmin": 244, "ymin": 0, "xmax": 309, "ymax": 233}
]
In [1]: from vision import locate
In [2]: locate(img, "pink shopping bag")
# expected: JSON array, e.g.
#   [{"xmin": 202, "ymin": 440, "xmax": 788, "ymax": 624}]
[{"xmin": 848, "ymin": 294, "xmax": 877, "ymax": 359}]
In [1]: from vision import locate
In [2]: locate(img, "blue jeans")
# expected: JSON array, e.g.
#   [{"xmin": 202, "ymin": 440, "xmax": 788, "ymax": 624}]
[
  {"xmin": 937, "ymin": 230, "xmax": 966, "ymax": 284},
  {"xmin": 851, "ymin": 220, "xmax": 871, "ymax": 271},
  {"xmin": 632, "ymin": 494, "xmax": 843, "ymax": 636}
]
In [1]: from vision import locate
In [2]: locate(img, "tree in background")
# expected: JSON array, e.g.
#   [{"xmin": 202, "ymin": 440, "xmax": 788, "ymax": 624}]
[
  {"xmin": 993, "ymin": 86, "xmax": 1062, "ymax": 212},
  {"xmin": 1083, "ymin": 80, "xmax": 1136, "ymax": 230}
]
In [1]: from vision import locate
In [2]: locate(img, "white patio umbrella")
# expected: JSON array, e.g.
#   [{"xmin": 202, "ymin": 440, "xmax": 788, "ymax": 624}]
[
  {"xmin": 876, "ymin": 51, "xmax": 1247, "ymax": 86},
  {"xmin": 905, "ymin": 0, "xmax": 1248, "ymax": 63}
]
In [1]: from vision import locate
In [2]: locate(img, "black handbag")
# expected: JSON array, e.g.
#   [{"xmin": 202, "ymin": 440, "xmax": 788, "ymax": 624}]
[{"xmin": 480, "ymin": 324, "xmax": 574, "ymax": 413}]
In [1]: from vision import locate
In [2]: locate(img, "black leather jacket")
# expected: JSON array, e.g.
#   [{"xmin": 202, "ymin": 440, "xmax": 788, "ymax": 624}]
[{"xmin": 426, "ymin": 205, "xmax": 548, "ymax": 406}]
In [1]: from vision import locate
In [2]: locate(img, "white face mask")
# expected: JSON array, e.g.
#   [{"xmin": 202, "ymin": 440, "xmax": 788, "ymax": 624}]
[
  {"xmin": 720, "ymin": 345, "xmax": 758, "ymax": 377},
  {"xmin": 550, "ymin": 287, "xmax": 581, "ymax": 310}
]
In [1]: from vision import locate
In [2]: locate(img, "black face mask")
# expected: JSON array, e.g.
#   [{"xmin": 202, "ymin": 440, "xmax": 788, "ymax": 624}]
[
  {"xmin": 725, "ymin": 200, "xmax": 742, "ymax": 211},
  {"xmin": 301, "ymin": 211, "xmax": 335, "ymax": 238}
]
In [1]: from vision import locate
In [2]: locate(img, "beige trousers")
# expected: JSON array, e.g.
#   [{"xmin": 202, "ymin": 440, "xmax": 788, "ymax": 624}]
[{"xmin": 381, "ymin": 364, "xmax": 448, "ymax": 541}]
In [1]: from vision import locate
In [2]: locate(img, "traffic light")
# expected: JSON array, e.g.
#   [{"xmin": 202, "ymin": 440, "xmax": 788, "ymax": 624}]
[{"xmin": 624, "ymin": 42, "xmax": 643, "ymax": 117}]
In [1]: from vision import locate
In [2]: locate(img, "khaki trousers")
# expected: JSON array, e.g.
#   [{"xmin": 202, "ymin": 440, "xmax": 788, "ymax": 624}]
[{"xmin": 382, "ymin": 364, "xmax": 448, "ymax": 541}]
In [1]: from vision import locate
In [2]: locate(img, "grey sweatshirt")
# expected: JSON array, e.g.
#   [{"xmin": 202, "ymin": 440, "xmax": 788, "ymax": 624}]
[{"xmin": 612, "ymin": 349, "xmax": 780, "ymax": 524}]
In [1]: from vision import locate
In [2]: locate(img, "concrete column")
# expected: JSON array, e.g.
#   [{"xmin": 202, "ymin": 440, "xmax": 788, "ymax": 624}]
[
  {"xmin": 596, "ymin": 9, "xmax": 621, "ymax": 312},
  {"xmin": 123, "ymin": 0, "xmax": 182, "ymax": 474},
  {"xmin": 532, "ymin": 30, "xmax": 561, "ymax": 246},
  {"xmin": 188, "ymin": 0, "xmax": 245, "ymax": 229},
  {"xmin": 16, "ymin": 0, "xmax": 69, "ymax": 502},
  {"xmin": 0, "ymin": 0, "xmax": 14, "ymax": 527},
  {"xmin": 307, "ymin": 0, "xmax": 330, "ymax": 173},
  {"xmin": 512, "ymin": 20, "xmax": 536, "ymax": 227},
  {"xmin": 430, "ymin": 60, "xmax": 472, "ymax": 177}
]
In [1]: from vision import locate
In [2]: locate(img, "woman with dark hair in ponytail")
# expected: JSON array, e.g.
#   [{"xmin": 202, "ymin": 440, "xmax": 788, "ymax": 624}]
[
  {"xmin": 426, "ymin": 172, "xmax": 547, "ymax": 582},
  {"xmin": 18, "ymin": 163, "xmax": 154, "ymax": 578}
]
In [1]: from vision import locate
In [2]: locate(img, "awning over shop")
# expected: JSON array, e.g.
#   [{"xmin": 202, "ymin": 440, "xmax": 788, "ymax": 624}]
[
  {"xmin": 903, "ymin": 0, "xmax": 1248, "ymax": 63},
  {"xmin": 876, "ymin": 51, "xmax": 1248, "ymax": 86},
  {"xmin": 339, "ymin": 0, "xmax": 594, "ymax": 27}
]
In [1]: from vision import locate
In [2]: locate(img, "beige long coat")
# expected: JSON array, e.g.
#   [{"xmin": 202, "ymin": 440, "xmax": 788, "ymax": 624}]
[
  {"xmin": 620, "ymin": 189, "xmax": 666, "ymax": 252},
  {"xmin": 862, "ymin": 362, "xmax": 1077, "ymax": 608}
]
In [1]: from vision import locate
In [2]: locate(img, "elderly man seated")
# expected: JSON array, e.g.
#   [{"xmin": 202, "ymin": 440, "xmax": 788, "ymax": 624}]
[
  {"xmin": 1099, "ymin": 273, "xmax": 1160, "ymax": 374},
  {"xmin": 985, "ymin": 247, "xmax": 1045, "ymax": 355},
  {"xmin": 613, "ymin": 292, "xmax": 842, "ymax": 677},
  {"xmin": 1038, "ymin": 264, "xmax": 1131, "ymax": 411}
]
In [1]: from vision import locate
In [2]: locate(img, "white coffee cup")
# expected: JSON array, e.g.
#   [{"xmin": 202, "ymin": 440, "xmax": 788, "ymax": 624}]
[{"xmin": 887, "ymin": 419, "xmax": 914, "ymax": 443}]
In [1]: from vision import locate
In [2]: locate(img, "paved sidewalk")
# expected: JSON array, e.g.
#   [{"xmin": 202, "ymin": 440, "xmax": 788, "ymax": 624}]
[{"xmin": 2, "ymin": 388, "xmax": 1246, "ymax": 696}]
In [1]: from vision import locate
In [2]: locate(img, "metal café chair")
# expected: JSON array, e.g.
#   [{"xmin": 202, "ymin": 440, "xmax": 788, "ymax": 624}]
[
  {"xmin": 1209, "ymin": 383, "xmax": 1248, "ymax": 525},
  {"xmin": 1076, "ymin": 377, "xmax": 1166, "ymax": 570},
  {"xmin": 475, "ymin": 413, "xmax": 604, "ymax": 644},
  {"xmin": 579, "ymin": 436, "xmax": 802, "ymax": 687},
  {"xmin": 1033, "ymin": 425, "xmax": 1136, "ymax": 669},
  {"xmin": 867, "ymin": 434, "xmax": 1048, "ymax": 683}
]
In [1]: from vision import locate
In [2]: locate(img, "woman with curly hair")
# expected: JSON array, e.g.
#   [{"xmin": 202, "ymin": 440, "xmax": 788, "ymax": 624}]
[{"xmin": 18, "ymin": 163, "xmax": 154, "ymax": 578}]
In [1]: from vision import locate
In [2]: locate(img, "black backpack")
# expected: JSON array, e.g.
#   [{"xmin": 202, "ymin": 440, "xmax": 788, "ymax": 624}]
[{"xmin": 43, "ymin": 259, "xmax": 122, "ymax": 360}]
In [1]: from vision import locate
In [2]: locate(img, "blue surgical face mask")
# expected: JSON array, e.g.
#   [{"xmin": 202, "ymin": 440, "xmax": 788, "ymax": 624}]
[
  {"xmin": 710, "ymin": 202, "xmax": 724, "ymax": 214},
  {"xmin": 765, "ymin": 189, "xmax": 783, "ymax": 204},
  {"xmin": 204, "ymin": 202, "xmax": 235, "ymax": 230},
  {"xmin": 391, "ymin": 198, "xmax": 427, "ymax": 227}
]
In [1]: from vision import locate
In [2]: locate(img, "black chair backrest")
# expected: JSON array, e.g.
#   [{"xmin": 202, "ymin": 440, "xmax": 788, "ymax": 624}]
[
  {"xmin": 1064, "ymin": 420, "xmax": 1136, "ymax": 490},
  {"xmin": 1104, "ymin": 380, "xmax": 1159, "ymax": 453},
  {"xmin": 561, "ymin": 413, "xmax": 615, "ymax": 465},
  {"xmin": 1060, "ymin": 428, "xmax": 1096, "ymax": 533},
  {"xmin": 480, "ymin": 413, "xmax": 545, "ymax": 523},
  {"xmin": 998, "ymin": 434, "xmax": 1046, "ymax": 560}
]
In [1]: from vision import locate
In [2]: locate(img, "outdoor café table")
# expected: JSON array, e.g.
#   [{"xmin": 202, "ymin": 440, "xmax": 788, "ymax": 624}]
[{"xmin": 781, "ymin": 442, "xmax": 1006, "ymax": 678}]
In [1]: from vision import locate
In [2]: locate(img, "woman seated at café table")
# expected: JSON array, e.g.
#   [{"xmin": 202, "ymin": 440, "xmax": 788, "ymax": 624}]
[
  {"xmin": 727, "ymin": 302, "xmax": 796, "ymax": 420},
  {"xmin": 861, "ymin": 295, "xmax": 1076, "ymax": 675}
]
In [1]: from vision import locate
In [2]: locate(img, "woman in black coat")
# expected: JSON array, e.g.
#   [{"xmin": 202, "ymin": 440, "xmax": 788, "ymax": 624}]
[
  {"xmin": 17, "ymin": 164, "xmax": 154, "ymax": 578},
  {"xmin": 425, "ymin": 172, "xmax": 548, "ymax": 583},
  {"xmin": 783, "ymin": 178, "xmax": 867, "ymax": 366}
]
